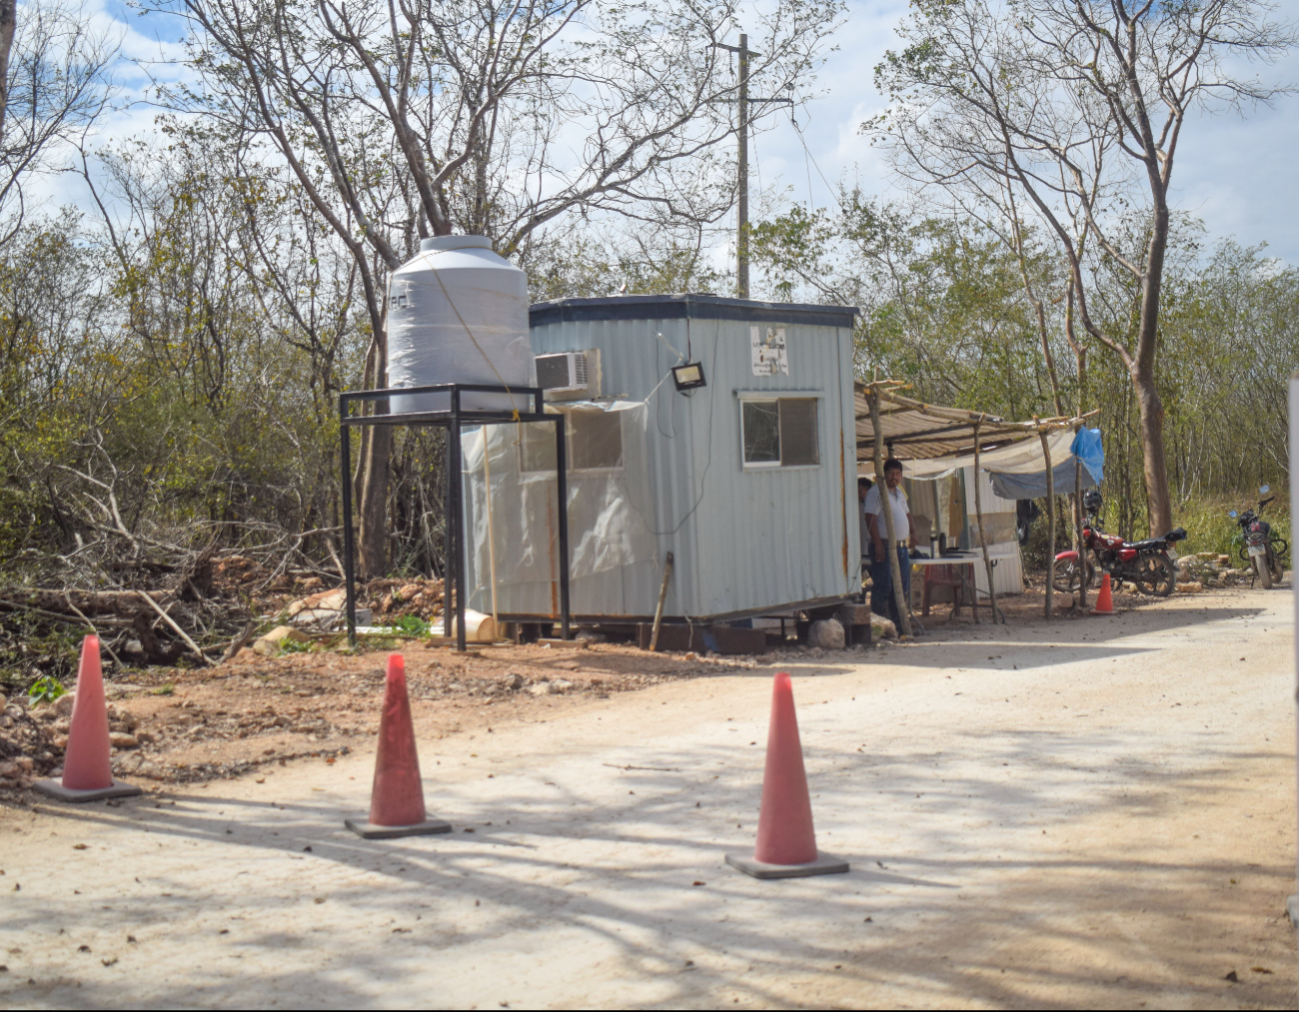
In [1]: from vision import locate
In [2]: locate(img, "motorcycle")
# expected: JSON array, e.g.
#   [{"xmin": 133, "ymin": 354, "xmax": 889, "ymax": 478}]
[
  {"xmin": 1053, "ymin": 489, "xmax": 1187, "ymax": 597},
  {"xmin": 1229, "ymin": 485, "xmax": 1287, "ymax": 589}
]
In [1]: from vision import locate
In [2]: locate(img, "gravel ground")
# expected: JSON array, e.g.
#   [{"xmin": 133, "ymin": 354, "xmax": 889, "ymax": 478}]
[{"xmin": 0, "ymin": 584, "xmax": 1295, "ymax": 1009}]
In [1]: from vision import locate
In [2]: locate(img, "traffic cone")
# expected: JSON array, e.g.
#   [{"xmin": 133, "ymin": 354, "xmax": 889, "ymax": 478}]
[
  {"xmin": 34, "ymin": 635, "xmax": 141, "ymax": 802},
  {"xmin": 1090, "ymin": 572, "xmax": 1115, "ymax": 615},
  {"xmin": 726, "ymin": 671, "xmax": 848, "ymax": 879},
  {"xmin": 345, "ymin": 654, "xmax": 451, "ymax": 839}
]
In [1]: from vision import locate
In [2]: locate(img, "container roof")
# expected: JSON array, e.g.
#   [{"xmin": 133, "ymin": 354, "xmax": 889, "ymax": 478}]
[{"xmin": 529, "ymin": 293, "xmax": 858, "ymax": 329}]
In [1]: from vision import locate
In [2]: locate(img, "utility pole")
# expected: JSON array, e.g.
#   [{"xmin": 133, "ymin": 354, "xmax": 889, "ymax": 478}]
[{"xmin": 714, "ymin": 34, "xmax": 791, "ymax": 300}]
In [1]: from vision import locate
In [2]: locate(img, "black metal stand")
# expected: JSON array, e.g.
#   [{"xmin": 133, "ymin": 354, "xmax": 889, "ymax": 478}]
[{"xmin": 339, "ymin": 382, "xmax": 571, "ymax": 652}]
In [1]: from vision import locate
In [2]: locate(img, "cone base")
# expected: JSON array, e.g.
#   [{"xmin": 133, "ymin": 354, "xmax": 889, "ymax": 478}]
[
  {"xmin": 345, "ymin": 816, "xmax": 452, "ymax": 839},
  {"xmin": 1089, "ymin": 607, "xmax": 1115, "ymax": 615},
  {"xmin": 726, "ymin": 851, "xmax": 850, "ymax": 880},
  {"xmin": 34, "ymin": 778, "xmax": 143, "ymax": 803}
]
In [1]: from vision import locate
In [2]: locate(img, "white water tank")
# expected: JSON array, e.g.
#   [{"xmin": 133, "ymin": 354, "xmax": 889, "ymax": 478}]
[{"xmin": 387, "ymin": 235, "xmax": 533, "ymax": 414}]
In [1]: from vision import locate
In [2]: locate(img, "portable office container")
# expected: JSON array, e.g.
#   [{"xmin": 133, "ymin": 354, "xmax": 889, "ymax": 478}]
[{"xmin": 459, "ymin": 294, "xmax": 860, "ymax": 623}]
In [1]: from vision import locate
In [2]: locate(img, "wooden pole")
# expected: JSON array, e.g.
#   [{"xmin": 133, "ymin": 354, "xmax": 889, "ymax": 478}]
[
  {"xmin": 869, "ymin": 391, "xmax": 912, "ymax": 637},
  {"xmin": 481, "ymin": 427, "xmax": 499, "ymax": 626},
  {"xmin": 1075, "ymin": 432, "xmax": 1087, "ymax": 610},
  {"xmin": 1040, "ymin": 429, "xmax": 1055, "ymax": 619},
  {"xmin": 971, "ymin": 421, "xmax": 1002, "ymax": 623},
  {"xmin": 649, "ymin": 551, "xmax": 674, "ymax": 652}
]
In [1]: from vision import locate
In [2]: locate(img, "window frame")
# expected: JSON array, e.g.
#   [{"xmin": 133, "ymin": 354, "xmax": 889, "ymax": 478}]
[
  {"xmin": 517, "ymin": 407, "xmax": 625, "ymax": 477},
  {"xmin": 736, "ymin": 392, "xmax": 823, "ymax": 471}
]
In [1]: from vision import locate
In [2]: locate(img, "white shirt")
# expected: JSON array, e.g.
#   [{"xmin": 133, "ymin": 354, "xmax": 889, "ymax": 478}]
[{"xmin": 863, "ymin": 484, "xmax": 910, "ymax": 542}]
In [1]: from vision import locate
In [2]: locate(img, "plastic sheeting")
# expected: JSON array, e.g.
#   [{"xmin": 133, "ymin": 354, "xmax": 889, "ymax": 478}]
[
  {"xmin": 892, "ymin": 427, "xmax": 1076, "ymax": 480},
  {"xmin": 460, "ymin": 401, "xmax": 659, "ymax": 616},
  {"xmin": 990, "ymin": 460, "xmax": 1099, "ymax": 499},
  {"xmin": 1070, "ymin": 427, "xmax": 1105, "ymax": 484}
]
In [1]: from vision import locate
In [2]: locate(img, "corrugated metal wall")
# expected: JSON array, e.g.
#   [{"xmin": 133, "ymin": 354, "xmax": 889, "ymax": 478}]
[{"xmin": 505, "ymin": 296, "xmax": 859, "ymax": 621}]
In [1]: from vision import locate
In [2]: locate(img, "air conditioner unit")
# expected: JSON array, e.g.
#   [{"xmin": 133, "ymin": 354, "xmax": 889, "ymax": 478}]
[{"xmin": 535, "ymin": 350, "xmax": 600, "ymax": 400}]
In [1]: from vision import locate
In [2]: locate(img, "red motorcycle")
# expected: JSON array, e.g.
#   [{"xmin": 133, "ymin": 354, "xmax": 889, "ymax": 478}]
[{"xmin": 1053, "ymin": 490, "xmax": 1186, "ymax": 597}]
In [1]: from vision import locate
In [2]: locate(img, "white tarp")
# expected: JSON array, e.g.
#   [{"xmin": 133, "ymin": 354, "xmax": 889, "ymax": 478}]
[{"xmin": 863, "ymin": 427, "xmax": 1076, "ymax": 480}]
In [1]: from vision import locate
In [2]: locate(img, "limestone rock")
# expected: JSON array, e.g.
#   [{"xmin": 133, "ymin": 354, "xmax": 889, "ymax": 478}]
[
  {"xmin": 54, "ymin": 693, "xmax": 76, "ymax": 717},
  {"xmin": 870, "ymin": 613, "xmax": 898, "ymax": 640},
  {"xmin": 1176, "ymin": 581, "xmax": 1204, "ymax": 594},
  {"xmin": 109, "ymin": 733, "xmax": 139, "ymax": 749},
  {"xmin": 808, "ymin": 617, "xmax": 846, "ymax": 650},
  {"xmin": 252, "ymin": 626, "xmax": 311, "ymax": 656}
]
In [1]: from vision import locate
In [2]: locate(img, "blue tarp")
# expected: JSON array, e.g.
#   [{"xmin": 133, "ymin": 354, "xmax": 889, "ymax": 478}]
[
  {"xmin": 987, "ymin": 428, "xmax": 1104, "ymax": 500},
  {"xmin": 1071, "ymin": 427, "xmax": 1105, "ymax": 484}
]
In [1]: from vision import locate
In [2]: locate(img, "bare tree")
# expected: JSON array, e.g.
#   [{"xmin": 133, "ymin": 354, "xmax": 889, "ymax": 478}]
[
  {"xmin": 0, "ymin": 0, "xmax": 116, "ymax": 237},
  {"xmin": 165, "ymin": 0, "xmax": 841, "ymax": 576},
  {"xmin": 873, "ymin": 0, "xmax": 1296, "ymax": 535}
]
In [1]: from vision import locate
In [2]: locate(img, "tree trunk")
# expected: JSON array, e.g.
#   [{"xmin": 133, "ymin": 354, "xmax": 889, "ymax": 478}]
[
  {"xmin": 1133, "ymin": 365, "xmax": 1172, "ymax": 536},
  {"xmin": 356, "ymin": 323, "xmax": 390, "ymax": 580},
  {"xmin": 0, "ymin": 0, "xmax": 14, "ymax": 142}
]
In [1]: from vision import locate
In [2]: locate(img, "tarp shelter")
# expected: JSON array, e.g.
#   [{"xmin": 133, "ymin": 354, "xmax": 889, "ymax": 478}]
[{"xmin": 853, "ymin": 383, "xmax": 1099, "ymax": 611}]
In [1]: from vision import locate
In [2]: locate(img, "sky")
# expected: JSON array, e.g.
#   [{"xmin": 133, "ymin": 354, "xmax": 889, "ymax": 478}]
[{"xmin": 32, "ymin": 0, "xmax": 1299, "ymax": 267}]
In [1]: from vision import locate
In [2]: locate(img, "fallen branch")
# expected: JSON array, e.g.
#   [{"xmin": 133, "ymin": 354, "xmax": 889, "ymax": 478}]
[
  {"xmin": 137, "ymin": 591, "xmax": 212, "ymax": 666},
  {"xmin": 219, "ymin": 621, "xmax": 259, "ymax": 664}
]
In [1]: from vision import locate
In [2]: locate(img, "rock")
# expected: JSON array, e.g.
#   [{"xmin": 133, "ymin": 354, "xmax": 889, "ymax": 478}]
[
  {"xmin": 53, "ymin": 720, "xmax": 70, "ymax": 734},
  {"xmin": 316, "ymin": 589, "xmax": 346, "ymax": 610},
  {"xmin": 870, "ymin": 613, "xmax": 898, "ymax": 640},
  {"xmin": 291, "ymin": 608, "xmax": 342, "ymax": 628},
  {"xmin": 1217, "ymin": 554, "xmax": 1231, "ymax": 566},
  {"xmin": 528, "ymin": 682, "xmax": 554, "ymax": 697},
  {"xmin": 14, "ymin": 757, "xmax": 33, "ymax": 772},
  {"xmin": 54, "ymin": 693, "xmax": 76, "ymax": 717},
  {"xmin": 135, "ymin": 731, "xmax": 156, "ymax": 744},
  {"xmin": 504, "ymin": 673, "xmax": 524, "ymax": 691},
  {"xmin": 551, "ymin": 678, "xmax": 574, "ymax": 693},
  {"xmin": 252, "ymin": 626, "xmax": 311, "ymax": 656},
  {"xmin": 109, "ymin": 733, "xmax": 139, "ymax": 749},
  {"xmin": 286, "ymin": 587, "xmax": 346, "ymax": 618},
  {"xmin": 808, "ymin": 617, "xmax": 846, "ymax": 650},
  {"xmin": 1176, "ymin": 581, "xmax": 1204, "ymax": 594},
  {"xmin": 396, "ymin": 584, "xmax": 421, "ymax": 603}
]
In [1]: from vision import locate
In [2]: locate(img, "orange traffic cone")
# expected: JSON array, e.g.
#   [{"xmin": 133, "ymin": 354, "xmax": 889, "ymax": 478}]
[
  {"xmin": 34, "ymin": 635, "xmax": 141, "ymax": 802},
  {"xmin": 1090, "ymin": 572, "xmax": 1115, "ymax": 615},
  {"xmin": 726, "ymin": 671, "xmax": 848, "ymax": 879},
  {"xmin": 346, "ymin": 654, "xmax": 451, "ymax": 839}
]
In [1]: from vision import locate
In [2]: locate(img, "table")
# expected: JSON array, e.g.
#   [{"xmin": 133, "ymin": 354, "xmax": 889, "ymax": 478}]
[{"xmin": 910, "ymin": 554, "xmax": 979, "ymax": 622}]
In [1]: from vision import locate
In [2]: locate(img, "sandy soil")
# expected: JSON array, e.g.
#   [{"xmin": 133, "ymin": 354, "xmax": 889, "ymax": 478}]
[
  {"xmin": 2, "ymin": 639, "xmax": 760, "ymax": 785},
  {"xmin": 0, "ymin": 584, "xmax": 1295, "ymax": 1009}
]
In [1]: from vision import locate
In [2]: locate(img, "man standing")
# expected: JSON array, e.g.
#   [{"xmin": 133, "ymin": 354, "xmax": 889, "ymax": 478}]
[{"xmin": 864, "ymin": 458, "xmax": 917, "ymax": 626}]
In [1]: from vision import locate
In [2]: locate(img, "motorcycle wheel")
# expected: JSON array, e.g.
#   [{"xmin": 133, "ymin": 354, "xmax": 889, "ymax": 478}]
[
  {"xmin": 1135, "ymin": 554, "xmax": 1176, "ymax": 597},
  {"xmin": 1256, "ymin": 554, "xmax": 1273, "ymax": 590},
  {"xmin": 1052, "ymin": 559, "xmax": 1082, "ymax": 594}
]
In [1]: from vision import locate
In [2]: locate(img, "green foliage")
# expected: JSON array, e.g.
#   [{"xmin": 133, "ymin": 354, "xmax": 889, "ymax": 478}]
[
  {"xmin": 149, "ymin": 683, "xmax": 176, "ymax": 696},
  {"xmin": 28, "ymin": 675, "xmax": 66, "ymax": 706},
  {"xmin": 381, "ymin": 614, "xmax": 431, "ymax": 637},
  {"xmin": 278, "ymin": 638, "xmax": 320, "ymax": 655}
]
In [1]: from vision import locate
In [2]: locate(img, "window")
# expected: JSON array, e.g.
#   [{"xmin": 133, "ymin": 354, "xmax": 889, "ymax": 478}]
[
  {"xmin": 519, "ymin": 410, "xmax": 623, "ymax": 474},
  {"xmin": 741, "ymin": 397, "xmax": 819, "ymax": 468}
]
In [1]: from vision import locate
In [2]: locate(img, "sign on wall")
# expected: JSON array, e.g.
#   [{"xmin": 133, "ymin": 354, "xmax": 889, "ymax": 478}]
[{"xmin": 751, "ymin": 326, "xmax": 788, "ymax": 376}]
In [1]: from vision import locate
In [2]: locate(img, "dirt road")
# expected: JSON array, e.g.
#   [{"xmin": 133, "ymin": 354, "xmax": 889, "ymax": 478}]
[{"xmin": 2, "ymin": 588, "xmax": 1295, "ymax": 1009}]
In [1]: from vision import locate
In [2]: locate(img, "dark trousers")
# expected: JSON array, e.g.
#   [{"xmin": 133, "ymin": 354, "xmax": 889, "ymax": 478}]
[{"xmin": 870, "ymin": 545, "xmax": 911, "ymax": 626}]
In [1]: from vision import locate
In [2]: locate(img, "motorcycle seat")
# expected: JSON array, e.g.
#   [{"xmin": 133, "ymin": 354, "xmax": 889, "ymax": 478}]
[{"xmin": 1128, "ymin": 530, "xmax": 1183, "ymax": 551}]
